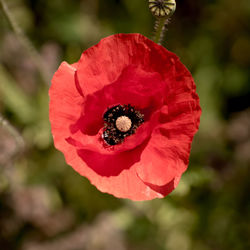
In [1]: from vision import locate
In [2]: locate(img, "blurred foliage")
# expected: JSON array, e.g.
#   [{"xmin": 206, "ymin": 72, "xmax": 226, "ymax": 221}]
[{"xmin": 0, "ymin": 0, "xmax": 250, "ymax": 250}]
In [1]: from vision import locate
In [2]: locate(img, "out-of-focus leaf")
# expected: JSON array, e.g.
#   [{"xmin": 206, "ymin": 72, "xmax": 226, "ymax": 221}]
[{"xmin": 0, "ymin": 65, "xmax": 35, "ymax": 123}]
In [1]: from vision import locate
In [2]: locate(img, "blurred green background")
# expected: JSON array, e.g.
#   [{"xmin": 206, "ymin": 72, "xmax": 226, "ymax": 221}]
[{"xmin": 0, "ymin": 0, "xmax": 250, "ymax": 249}]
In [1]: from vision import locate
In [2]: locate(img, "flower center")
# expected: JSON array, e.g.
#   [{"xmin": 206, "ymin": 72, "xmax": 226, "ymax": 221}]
[
  {"xmin": 102, "ymin": 104, "xmax": 144, "ymax": 146},
  {"xmin": 115, "ymin": 116, "xmax": 132, "ymax": 132}
]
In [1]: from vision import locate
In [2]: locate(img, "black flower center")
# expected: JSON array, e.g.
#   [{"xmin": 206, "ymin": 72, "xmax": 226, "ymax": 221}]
[{"xmin": 102, "ymin": 104, "xmax": 144, "ymax": 146}]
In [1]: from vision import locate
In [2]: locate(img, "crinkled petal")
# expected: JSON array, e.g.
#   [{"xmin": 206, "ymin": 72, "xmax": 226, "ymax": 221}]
[
  {"xmin": 135, "ymin": 128, "xmax": 191, "ymax": 186},
  {"xmin": 49, "ymin": 62, "xmax": 83, "ymax": 149},
  {"xmin": 49, "ymin": 62, "xmax": 175, "ymax": 200},
  {"xmin": 141, "ymin": 175, "xmax": 181, "ymax": 197},
  {"xmin": 70, "ymin": 66, "xmax": 165, "ymax": 154},
  {"xmin": 135, "ymin": 59, "xmax": 201, "ymax": 186},
  {"xmin": 76, "ymin": 33, "xmax": 175, "ymax": 96},
  {"xmin": 49, "ymin": 33, "xmax": 201, "ymax": 200}
]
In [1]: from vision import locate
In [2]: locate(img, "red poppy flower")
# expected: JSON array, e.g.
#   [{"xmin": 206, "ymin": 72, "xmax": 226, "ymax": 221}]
[{"xmin": 49, "ymin": 33, "xmax": 201, "ymax": 201}]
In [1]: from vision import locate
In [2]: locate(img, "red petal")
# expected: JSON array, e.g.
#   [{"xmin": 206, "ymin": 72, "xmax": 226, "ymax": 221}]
[
  {"xmin": 135, "ymin": 128, "xmax": 190, "ymax": 186},
  {"xmin": 76, "ymin": 33, "xmax": 175, "ymax": 96},
  {"xmin": 70, "ymin": 66, "xmax": 165, "ymax": 154},
  {"xmin": 58, "ymin": 129, "xmax": 176, "ymax": 200},
  {"xmin": 49, "ymin": 62, "xmax": 83, "ymax": 150},
  {"xmin": 135, "ymin": 59, "xmax": 201, "ymax": 186},
  {"xmin": 141, "ymin": 175, "xmax": 181, "ymax": 197},
  {"xmin": 49, "ymin": 34, "xmax": 201, "ymax": 200},
  {"xmin": 49, "ymin": 62, "xmax": 175, "ymax": 200}
]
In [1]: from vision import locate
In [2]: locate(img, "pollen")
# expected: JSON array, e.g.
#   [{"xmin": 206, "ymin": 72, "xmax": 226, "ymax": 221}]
[{"xmin": 116, "ymin": 116, "xmax": 132, "ymax": 132}]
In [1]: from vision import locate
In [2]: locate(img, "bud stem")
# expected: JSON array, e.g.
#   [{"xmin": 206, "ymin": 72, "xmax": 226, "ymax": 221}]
[{"xmin": 153, "ymin": 18, "xmax": 170, "ymax": 45}]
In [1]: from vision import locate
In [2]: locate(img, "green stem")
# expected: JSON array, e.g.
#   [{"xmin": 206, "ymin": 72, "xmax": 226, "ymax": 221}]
[
  {"xmin": 153, "ymin": 18, "xmax": 170, "ymax": 45},
  {"xmin": 0, "ymin": 114, "xmax": 25, "ymax": 156},
  {"xmin": 0, "ymin": 0, "xmax": 49, "ymax": 84}
]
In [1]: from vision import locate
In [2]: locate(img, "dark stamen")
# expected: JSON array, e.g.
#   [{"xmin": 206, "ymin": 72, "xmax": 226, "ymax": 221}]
[{"xmin": 102, "ymin": 104, "xmax": 144, "ymax": 145}]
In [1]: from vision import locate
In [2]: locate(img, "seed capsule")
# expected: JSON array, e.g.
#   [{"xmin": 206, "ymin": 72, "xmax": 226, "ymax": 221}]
[
  {"xmin": 149, "ymin": 0, "xmax": 176, "ymax": 18},
  {"xmin": 116, "ymin": 116, "xmax": 132, "ymax": 133}
]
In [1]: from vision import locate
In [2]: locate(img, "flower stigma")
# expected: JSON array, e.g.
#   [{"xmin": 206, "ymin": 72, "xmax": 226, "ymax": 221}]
[
  {"xmin": 116, "ymin": 116, "xmax": 132, "ymax": 132},
  {"xmin": 102, "ymin": 104, "xmax": 144, "ymax": 146}
]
